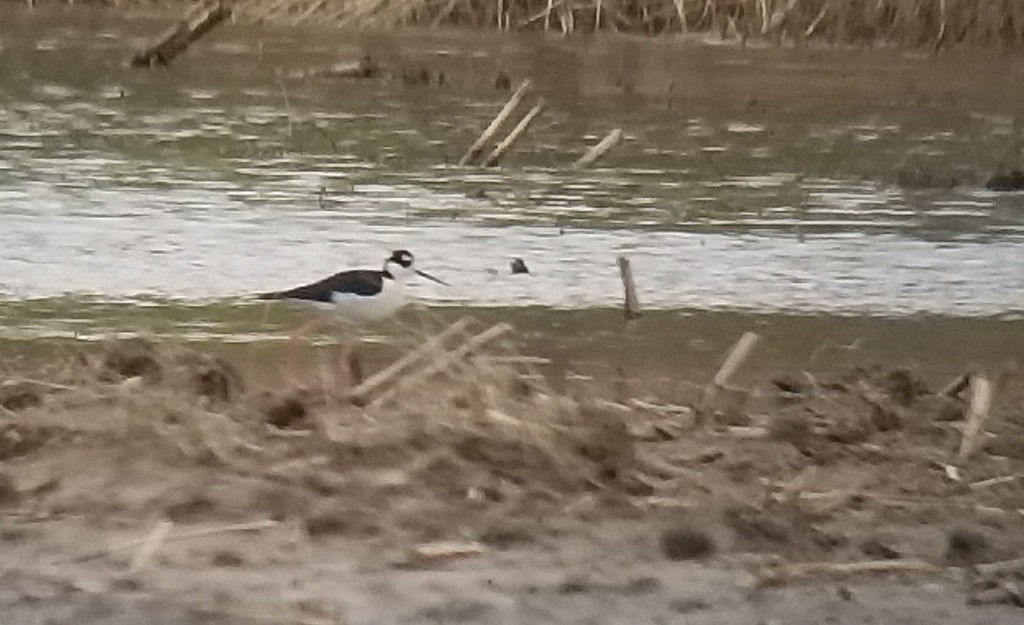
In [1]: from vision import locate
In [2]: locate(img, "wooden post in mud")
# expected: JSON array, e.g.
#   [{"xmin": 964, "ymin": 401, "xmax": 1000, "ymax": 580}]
[
  {"xmin": 696, "ymin": 332, "xmax": 760, "ymax": 425},
  {"xmin": 573, "ymin": 128, "xmax": 623, "ymax": 169},
  {"xmin": 957, "ymin": 374, "xmax": 994, "ymax": 462},
  {"xmin": 460, "ymin": 80, "xmax": 532, "ymax": 166},
  {"xmin": 130, "ymin": 2, "xmax": 232, "ymax": 68},
  {"xmin": 617, "ymin": 256, "xmax": 642, "ymax": 321},
  {"xmin": 482, "ymin": 100, "xmax": 546, "ymax": 167}
]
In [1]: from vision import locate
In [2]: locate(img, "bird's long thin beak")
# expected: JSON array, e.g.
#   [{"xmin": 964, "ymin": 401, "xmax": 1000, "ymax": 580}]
[{"xmin": 415, "ymin": 269, "xmax": 450, "ymax": 286}]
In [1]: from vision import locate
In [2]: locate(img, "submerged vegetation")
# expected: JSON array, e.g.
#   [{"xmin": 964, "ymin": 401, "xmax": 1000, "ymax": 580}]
[{"xmin": 19, "ymin": 0, "xmax": 1024, "ymax": 46}]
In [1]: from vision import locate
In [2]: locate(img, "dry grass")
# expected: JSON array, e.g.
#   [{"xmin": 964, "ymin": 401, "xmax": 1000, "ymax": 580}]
[
  {"xmin": 4, "ymin": 319, "xmax": 1024, "ymax": 573},
  {"xmin": 30, "ymin": 0, "xmax": 1024, "ymax": 46},
  {"xmin": 0, "ymin": 324, "xmax": 637, "ymax": 499}
]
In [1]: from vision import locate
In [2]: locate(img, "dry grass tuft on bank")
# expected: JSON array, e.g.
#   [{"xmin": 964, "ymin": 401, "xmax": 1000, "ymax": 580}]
[{"xmin": 21, "ymin": 0, "xmax": 1024, "ymax": 47}]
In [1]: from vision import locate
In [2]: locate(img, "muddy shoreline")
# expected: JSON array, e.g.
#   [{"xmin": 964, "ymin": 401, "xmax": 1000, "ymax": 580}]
[
  {"xmin": 2, "ymin": 310, "xmax": 1023, "ymax": 624},
  {"xmin": 6, "ymin": 305, "xmax": 1024, "ymax": 388}
]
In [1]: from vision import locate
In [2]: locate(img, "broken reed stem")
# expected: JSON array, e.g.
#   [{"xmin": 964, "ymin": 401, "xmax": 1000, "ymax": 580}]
[
  {"xmin": 371, "ymin": 323, "xmax": 514, "ymax": 406},
  {"xmin": 130, "ymin": 1, "xmax": 231, "ymax": 68},
  {"xmin": 459, "ymin": 79, "xmax": 532, "ymax": 166},
  {"xmin": 758, "ymin": 559, "xmax": 943, "ymax": 586},
  {"xmin": 68, "ymin": 519, "xmax": 278, "ymax": 564},
  {"xmin": 350, "ymin": 317, "xmax": 474, "ymax": 402},
  {"xmin": 482, "ymin": 100, "xmax": 546, "ymax": 167},
  {"xmin": 173, "ymin": 604, "xmax": 336, "ymax": 625},
  {"xmin": 292, "ymin": 0, "xmax": 331, "ymax": 25},
  {"xmin": 711, "ymin": 332, "xmax": 760, "ymax": 389},
  {"xmin": 616, "ymin": 256, "xmax": 642, "ymax": 320},
  {"xmin": 957, "ymin": 374, "xmax": 994, "ymax": 462},
  {"xmin": 696, "ymin": 332, "xmax": 760, "ymax": 425},
  {"xmin": 573, "ymin": 128, "xmax": 623, "ymax": 169},
  {"xmin": 970, "ymin": 474, "xmax": 1022, "ymax": 490},
  {"xmin": 276, "ymin": 76, "xmax": 294, "ymax": 138},
  {"xmin": 940, "ymin": 369, "xmax": 974, "ymax": 398},
  {"xmin": 976, "ymin": 556, "xmax": 1024, "ymax": 576},
  {"xmin": 968, "ymin": 582, "xmax": 1024, "ymax": 607},
  {"xmin": 127, "ymin": 520, "xmax": 173, "ymax": 574}
]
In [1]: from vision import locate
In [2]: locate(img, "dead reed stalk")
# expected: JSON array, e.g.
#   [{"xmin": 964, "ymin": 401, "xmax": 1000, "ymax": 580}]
[
  {"xmin": 460, "ymin": 79, "xmax": 532, "ymax": 166},
  {"xmin": 229, "ymin": 0, "xmax": 1024, "ymax": 47},
  {"xmin": 371, "ymin": 322, "xmax": 514, "ymax": 405},
  {"xmin": 574, "ymin": 129, "xmax": 623, "ymax": 169},
  {"xmin": 696, "ymin": 331, "xmax": 759, "ymax": 425},
  {"xmin": 349, "ymin": 317, "xmax": 475, "ymax": 402},
  {"xmin": 482, "ymin": 99, "xmax": 545, "ymax": 167},
  {"xmin": 131, "ymin": 1, "xmax": 231, "ymax": 68}
]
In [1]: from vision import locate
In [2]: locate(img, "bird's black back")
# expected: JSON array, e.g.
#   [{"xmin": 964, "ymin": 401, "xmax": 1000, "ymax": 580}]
[{"xmin": 258, "ymin": 269, "xmax": 388, "ymax": 302}]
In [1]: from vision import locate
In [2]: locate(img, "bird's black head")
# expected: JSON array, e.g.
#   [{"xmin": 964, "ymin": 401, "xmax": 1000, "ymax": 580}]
[{"xmin": 388, "ymin": 249, "xmax": 414, "ymax": 269}]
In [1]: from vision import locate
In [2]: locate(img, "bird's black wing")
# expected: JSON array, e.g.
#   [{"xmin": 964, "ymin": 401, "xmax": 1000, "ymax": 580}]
[{"xmin": 258, "ymin": 270, "xmax": 385, "ymax": 302}]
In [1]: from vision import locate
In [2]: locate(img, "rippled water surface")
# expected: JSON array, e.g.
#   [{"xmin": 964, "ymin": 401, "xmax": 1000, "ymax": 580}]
[{"xmin": 3, "ymin": 7, "xmax": 1024, "ymax": 334}]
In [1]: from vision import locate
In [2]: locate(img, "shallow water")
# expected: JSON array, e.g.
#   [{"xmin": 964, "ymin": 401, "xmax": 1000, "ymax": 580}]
[{"xmin": 2, "ymin": 7, "xmax": 1024, "ymax": 339}]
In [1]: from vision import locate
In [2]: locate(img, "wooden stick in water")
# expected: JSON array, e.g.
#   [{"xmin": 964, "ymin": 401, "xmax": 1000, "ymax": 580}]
[
  {"xmin": 574, "ymin": 128, "xmax": 623, "ymax": 169},
  {"xmin": 482, "ymin": 100, "xmax": 546, "ymax": 167},
  {"xmin": 459, "ymin": 80, "xmax": 532, "ymax": 166},
  {"xmin": 130, "ymin": 1, "xmax": 232, "ymax": 68},
  {"xmin": 696, "ymin": 332, "xmax": 760, "ymax": 425},
  {"xmin": 617, "ymin": 256, "xmax": 642, "ymax": 320},
  {"xmin": 957, "ymin": 374, "xmax": 993, "ymax": 462}
]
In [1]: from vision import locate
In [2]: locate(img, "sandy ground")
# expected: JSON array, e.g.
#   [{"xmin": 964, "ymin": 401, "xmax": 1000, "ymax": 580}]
[{"xmin": 2, "ymin": 312, "xmax": 1024, "ymax": 624}]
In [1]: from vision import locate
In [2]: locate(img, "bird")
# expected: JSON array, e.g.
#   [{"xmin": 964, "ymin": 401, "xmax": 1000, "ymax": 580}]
[{"xmin": 258, "ymin": 249, "xmax": 448, "ymax": 384}]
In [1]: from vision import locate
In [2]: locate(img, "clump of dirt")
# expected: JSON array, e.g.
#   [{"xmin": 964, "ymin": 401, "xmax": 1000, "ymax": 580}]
[
  {"xmin": 659, "ymin": 526, "xmax": 716, "ymax": 560},
  {"xmin": 724, "ymin": 503, "xmax": 841, "ymax": 559},
  {"xmin": 304, "ymin": 503, "xmax": 381, "ymax": 539},
  {"xmin": 945, "ymin": 527, "xmax": 998, "ymax": 566},
  {"xmin": 0, "ymin": 422, "xmax": 64, "ymax": 461},
  {"xmin": 99, "ymin": 339, "xmax": 162, "ymax": 382},
  {"xmin": 765, "ymin": 364, "xmax": 965, "ymax": 457},
  {"xmin": 986, "ymin": 169, "xmax": 1024, "ymax": 191},
  {"xmin": 0, "ymin": 380, "xmax": 44, "ymax": 412},
  {"xmin": 257, "ymin": 391, "xmax": 309, "ymax": 428},
  {"xmin": 0, "ymin": 471, "xmax": 19, "ymax": 506}
]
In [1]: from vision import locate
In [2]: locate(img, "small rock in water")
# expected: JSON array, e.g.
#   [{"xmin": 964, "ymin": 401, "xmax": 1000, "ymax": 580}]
[
  {"xmin": 510, "ymin": 258, "xmax": 529, "ymax": 274},
  {"xmin": 494, "ymin": 70, "xmax": 511, "ymax": 91},
  {"xmin": 986, "ymin": 169, "xmax": 1024, "ymax": 191}
]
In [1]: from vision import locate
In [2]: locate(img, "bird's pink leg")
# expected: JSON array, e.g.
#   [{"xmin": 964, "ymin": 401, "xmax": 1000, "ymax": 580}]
[
  {"xmin": 287, "ymin": 317, "xmax": 326, "ymax": 385},
  {"xmin": 333, "ymin": 337, "xmax": 363, "ymax": 393},
  {"xmin": 345, "ymin": 343, "xmax": 364, "ymax": 387}
]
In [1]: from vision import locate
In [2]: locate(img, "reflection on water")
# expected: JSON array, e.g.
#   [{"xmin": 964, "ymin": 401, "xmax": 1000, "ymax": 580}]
[{"xmin": 1, "ymin": 7, "xmax": 1024, "ymax": 328}]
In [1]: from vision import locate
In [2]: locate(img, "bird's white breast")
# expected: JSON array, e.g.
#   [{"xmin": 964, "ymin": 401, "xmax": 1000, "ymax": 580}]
[{"xmin": 328, "ymin": 278, "xmax": 406, "ymax": 325}]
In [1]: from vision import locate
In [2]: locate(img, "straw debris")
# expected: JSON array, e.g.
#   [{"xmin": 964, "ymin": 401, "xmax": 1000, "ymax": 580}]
[
  {"xmin": 228, "ymin": 0, "xmax": 1024, "ymax": 46},
  {"xmin": 0, "ymin": 321, "xmax": 641, "ymax": 524}
]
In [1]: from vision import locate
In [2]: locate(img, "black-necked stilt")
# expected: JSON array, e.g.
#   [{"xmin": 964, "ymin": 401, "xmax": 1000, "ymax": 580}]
[{"xmin": 258, "ymin": 249, "xmax": 448, "ymax": 382}]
